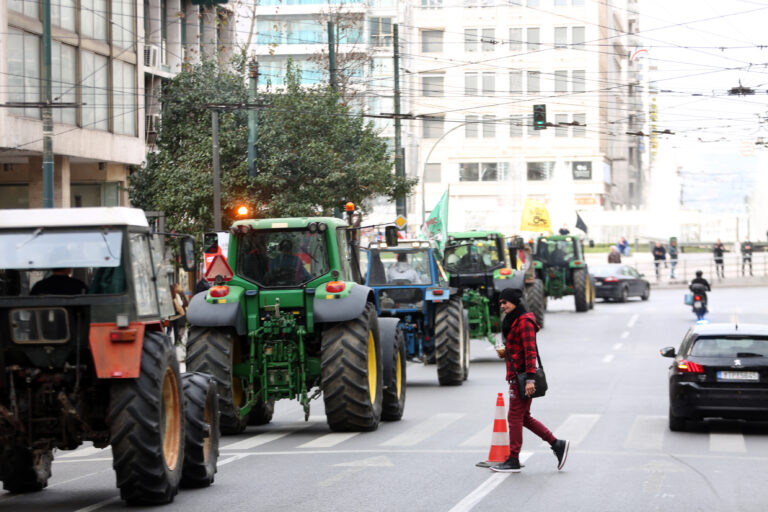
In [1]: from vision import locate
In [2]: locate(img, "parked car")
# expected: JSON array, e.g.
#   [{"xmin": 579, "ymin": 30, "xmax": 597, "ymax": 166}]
[
  {"xmin": 591, "ymin": 264, "xmax": 650, "ymax": 302},
  {"xmin": 660, "ymin": 323, "xmax": 768, "ymax": 431}
]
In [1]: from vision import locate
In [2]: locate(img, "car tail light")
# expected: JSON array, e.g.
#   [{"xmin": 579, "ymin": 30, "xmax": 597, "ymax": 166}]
[
  {"xmin": 326, "ymin": 281, "xmax": 345, "ymax": 293},
  {"xmin": 676, "ymin": 359, "xmax": 704, "ymax": 373},
  {"xmin": 694, "ymin": 295, "xmax": 701, "ymax": 301},
  {"xmin": 603, "ymin": 276, "xmax": 619, "ymax": 283},
  {"xmin": 432, "ymin": 289, "xmax": 444, "ymax": 296},
  {"xmin": 499, "ymin": 268, "xmax": 512, "ymax": 276},
  {"xmin": 210, "ymin": 285, "xmax": 229, "ymax": 298}
]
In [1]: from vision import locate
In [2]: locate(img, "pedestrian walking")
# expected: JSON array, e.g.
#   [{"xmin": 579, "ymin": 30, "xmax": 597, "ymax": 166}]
[
  {"xmin": 652, "ymin": 241, "xmax": 666, "ymax": 280},
  {"xmin": 491, "ymin": 287, "xmax": 569, "ymax": 473},
  {"xmin": 668, "ymin": 239, "xmax": 679, "ymax": 279},
  {"xmin": 742, "ymin": 239, "xmax": 753, "ymax": 276},
  {"xmin": 608, "ymin": 245, "xmax": 621, "ymax": 263},
  {"xmin": 618, "ymin": 237, "xmax": 630, "ymax": 257},
  {"xmin": 713, "ymin": 239, "xmax": 726, "ymax": 279}
]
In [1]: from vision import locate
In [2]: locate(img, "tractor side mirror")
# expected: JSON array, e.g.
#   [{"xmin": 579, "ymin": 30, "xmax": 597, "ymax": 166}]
[
  {"xmin": 180, "ymin": 236, "xmax": 196, "ymax": 272},
  {"xmin": 385, "ymin": 226, "xmax": 399, "ymax": 247}
]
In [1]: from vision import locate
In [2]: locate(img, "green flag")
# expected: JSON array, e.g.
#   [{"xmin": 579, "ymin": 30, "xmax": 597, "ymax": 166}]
[{"xmin": 422, "ymin": 189, "xmax": 449, "ymax": 253}]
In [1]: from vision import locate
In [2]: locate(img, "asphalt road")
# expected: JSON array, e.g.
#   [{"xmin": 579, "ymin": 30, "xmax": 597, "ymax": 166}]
[{"xmin": 3, "ymin": 286, "xmax": 768, "ymax": 512}]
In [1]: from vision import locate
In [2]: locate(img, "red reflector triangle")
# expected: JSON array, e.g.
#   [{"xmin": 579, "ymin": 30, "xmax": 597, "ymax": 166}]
[{"xmin": 205, "ymin": 254, "xmax": 234, "ymax": 282}]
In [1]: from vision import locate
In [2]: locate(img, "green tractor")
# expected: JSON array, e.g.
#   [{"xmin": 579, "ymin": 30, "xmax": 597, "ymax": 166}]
[
  {"xmin": 532, "ymin": 234, "xmax": 595, "ymax": 312},
  {"xmin": 443, "ymin": 231, "xmax": 543, "ymax": 344},
  {"xmin": 186, "ymin": 213, "xmax": 406, "ymax": 433}
]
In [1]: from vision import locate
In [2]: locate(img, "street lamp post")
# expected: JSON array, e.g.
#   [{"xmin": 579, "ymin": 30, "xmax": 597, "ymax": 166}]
[{"xmin": 420, "ymin": 121, "xmax": 467, "ymax": 225}]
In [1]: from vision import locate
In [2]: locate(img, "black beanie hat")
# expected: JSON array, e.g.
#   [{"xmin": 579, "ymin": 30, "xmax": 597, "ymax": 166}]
[{"xmin": 499, "ymin": 287, "xmax": 523, "ymax": 305}]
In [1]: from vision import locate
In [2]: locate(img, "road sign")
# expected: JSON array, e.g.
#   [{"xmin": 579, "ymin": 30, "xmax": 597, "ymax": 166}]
[{"xmin": 395, "ymin": 215, "xmax": 407, "ymax": 229}]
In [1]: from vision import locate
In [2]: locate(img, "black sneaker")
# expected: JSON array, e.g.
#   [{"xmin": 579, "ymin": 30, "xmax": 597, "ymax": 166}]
[
  {"xmin": 551, "ymin": 439, "xmax": 570, "ymax": 470},
  {"xmin": 490, "ymin": 457, "xmax": 521, "ymax": 473}
]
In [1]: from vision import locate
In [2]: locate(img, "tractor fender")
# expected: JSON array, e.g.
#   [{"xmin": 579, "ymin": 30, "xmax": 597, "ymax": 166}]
[
  {"xmin": 378, "ymin": 317, "xmax": 400, "ymax": 391},
  {"xmin": 494, "ymin": 272, "xmax": 525, "ymax": 292},
  {"xmin": 314, "ymin": 284, "xmax": 374, "ymax": 323},
  {"xmin": 186, "ymin": 292, "xmax": 247, "ymax": 335}
]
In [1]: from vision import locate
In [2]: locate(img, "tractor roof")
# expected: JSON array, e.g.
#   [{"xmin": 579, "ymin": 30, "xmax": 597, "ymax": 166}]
[
  {"xmin": 232, "ymin": 217, "xmax": 348, "ymax": 230},
  {"xmin": 448, "ymin": 231, "xmax": 504, "ymax": 240},
  {"xmin": 0, "ymin": 207, "xmax": 149, "ymax": 229},
  {"xmin": 538, "ymin": 234, "xmax": 583, "ymax": 241}
]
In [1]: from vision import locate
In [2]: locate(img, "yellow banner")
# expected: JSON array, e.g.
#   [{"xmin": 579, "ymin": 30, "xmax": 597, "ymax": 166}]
[{"xmin": 520, "ymin": 199, "xmax": 551, "ymax": 233}]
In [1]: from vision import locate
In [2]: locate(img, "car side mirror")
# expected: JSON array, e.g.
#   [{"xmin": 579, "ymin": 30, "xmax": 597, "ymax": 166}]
[
  {"xmin": 180, "ymin": 236, "xmax": 196, "ymax": 272},
  {"xmin": 659, "ymin": 347, "xmax": 676, "ymax": 358},
  {"xmin": 385, "ymin": 226, "xmax": 399, "ymax": 247}
]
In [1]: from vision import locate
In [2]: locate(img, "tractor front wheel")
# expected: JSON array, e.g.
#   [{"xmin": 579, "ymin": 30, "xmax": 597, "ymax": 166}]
[
  {"xmin": 435, "ymin": 296, "xmax": 465, "ymax": 386},
  {"xmin": 321, "ymin": 303, "xmax": 383, "ymax": 431},
  {"xmin": 180, "ymin": 372, "xmax": 219, "ymax": 489},
  {"xmin": 382, "ymin": 327, "xmax": 406, "ymax": 421},
  {"xmin": 462, "ymin": 310, "xmax": 471, "ymax": 381},
  {"xmin": 247, "ymin": 397, "xmax": 275, "ymax": 426},
  {"xmin": 0, "ymin": 444, "xmax": 52, "ymax": 494},
  {"xmin": 109, "ymin": 330, "xmax": 184, "ymax": 505},
  {"xmin": 573, "ymin": 269, "xmax": 590, "ymax": 312}
]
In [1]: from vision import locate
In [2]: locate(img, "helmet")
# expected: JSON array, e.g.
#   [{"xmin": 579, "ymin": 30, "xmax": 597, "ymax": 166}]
[{"xmin": 695, "ymin": 270, "xmax": 703, "ymax": 277}]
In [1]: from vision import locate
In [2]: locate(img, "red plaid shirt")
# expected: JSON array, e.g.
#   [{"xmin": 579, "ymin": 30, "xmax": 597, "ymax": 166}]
[{"xmin": 504, "ymin": 312, "xmax": 540, "ymax": 383}]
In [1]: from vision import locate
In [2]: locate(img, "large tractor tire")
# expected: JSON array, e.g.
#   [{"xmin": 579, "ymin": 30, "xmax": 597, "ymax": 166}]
[
  {"xmin": 524, "ymin": 280, "xmax": 546, "ymax": 328},
  {"xmin": 180, "ymin": 372, "xmax": 219, "ymax": 489},
  {"xmin": 186, "ymin": 327, "xmax": 248, "ymax": 435},
  {"xmin": 380, "ymin": 319, "xmax": 407, "ymax": 421},
  {"xmin": 573, "ymin": 269, "xmax": 590, "ymax": 312},
  {"xmin": 321, "ymin": 303, "xmax": 383, "ymax": 432},
  {"xmin": 435, "ymin": 296, "xmax": 465, "ymax": 386},
  {"xmin": 247, "ymin": 397, "xmax": 275, "ymax": 426},
  {"xmin": 0, "ymin": 444, "xmax": 52, "ymax": 493},
  {"xmin": 109, "ymin": 330, "xmax": 184, "ymax": 505},
  {"xmin": 462, "ymin": 310, "xmax": 471, "ymax": 381}
]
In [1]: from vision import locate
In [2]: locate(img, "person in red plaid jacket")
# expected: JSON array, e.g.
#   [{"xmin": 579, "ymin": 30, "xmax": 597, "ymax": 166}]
[{"xmin": 491, "ymin": 287, "xmax": 570, "ymax": 473}]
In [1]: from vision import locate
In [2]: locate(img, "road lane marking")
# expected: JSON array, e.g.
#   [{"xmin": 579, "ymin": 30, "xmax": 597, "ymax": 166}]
[
  {"xmin": 299, "ymin": 432, "xmax": 360, "ymax": 449},
  {"xmin": 627, "ymin": 314, "xmax": 639, "ymax": 328},
  {"xmin": 447, "ymin": 452, "xmax": 532, "ymax": 512},
  {"xmin": 602, "ymin": 354, "xmax": 614, "ymax": 363},
  {"xmin": 57, "ymin": 445, "xmax": 108, "ymax": 458},
  {"xmin": 547, "ymin": 414, "xmax": 599, "ymax": 447},
  {"xmin": 73, "ymin": 496, "xmax": 120, "ymax": 512},
  {"xmin": 620, "ymin": 331, "xmax": 629, "ymax": 339},
  {"xmin": 624, "ymin": 415, "xmax": 666, "ymax": 451},
  {"xmin": 218, "ymin": 453, "xmax": 251, "ymax": 466},
  {"xmin": 380, "ymin": 413, "xmax": 465, "ymax": 447},
  {"xmin": 460, "ymin": 422, "xmax": 495, "ymax": 447},
  {"xmin": 222, "ymin": 422, "xmax": 314, "ymax": 451},
  {"xmin": 709, "ymin": 433, "xmax": 746, "ymax": 453},
  {"xmin": 612, "ymin": 343, "xmax": 623, "ymax": 350}
]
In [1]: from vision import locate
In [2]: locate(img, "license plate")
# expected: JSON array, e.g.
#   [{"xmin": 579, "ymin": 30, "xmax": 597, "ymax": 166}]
[
  {"xmin": 694, "ymin": 301, "xmax": 702, "ymax": 308},
  {"xmin": 594, "ymin": 282, "xmax": 602, "ymax": 286},
  {"xmin": 717, "ymin": 371, "xmax": 759, "ymax": 381}
]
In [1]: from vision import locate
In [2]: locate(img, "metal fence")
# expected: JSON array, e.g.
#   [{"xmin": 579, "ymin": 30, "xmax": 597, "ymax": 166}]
[{"xmin": 625, "ymin": 254, "xmax": 768, "ymax": 283}]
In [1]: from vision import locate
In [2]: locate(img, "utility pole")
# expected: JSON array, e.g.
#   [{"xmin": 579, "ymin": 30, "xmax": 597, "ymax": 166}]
[
  {"xmin": 393, "ymin": 23, "xmax": 405, "ymax": 219},
  {"xmin": 328, "ymin": 21, "xmax": 337, "ymax": 92},
  {"xmin": 42, "ymin": 0, "xmax": 53, "ymax": 207},
  {"xmin": 212, "ymin": 110, "xmax": 221, "ymax": 231},
  {"xmin": 248, "ymin": 60, "xmax": 259, "ymax": 177}
]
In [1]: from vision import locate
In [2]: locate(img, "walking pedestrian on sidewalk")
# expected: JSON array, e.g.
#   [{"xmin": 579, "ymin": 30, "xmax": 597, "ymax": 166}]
[
  {"xmin": 713, "ymin": 239, "xmax": 726, "ymax": 279},
  {"xmin": 742, "ymin": 239, "xmax": 753, "ymax": 276},
  {"xmin": 491, "ymin": 288, "xmax": 569, "ymax": 473},
  {"xmin": 669, "ymin": 239, "xmax": 679, "ymax": 279},
  {"xmin": 652, "ymin": 241, "xmax": 666, "ymax": 281}
]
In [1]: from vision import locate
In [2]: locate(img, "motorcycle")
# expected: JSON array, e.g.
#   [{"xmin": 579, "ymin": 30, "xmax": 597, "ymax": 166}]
[{"xmin": 686, "ymin": 283, "xmax": 709, "ymax": 321}]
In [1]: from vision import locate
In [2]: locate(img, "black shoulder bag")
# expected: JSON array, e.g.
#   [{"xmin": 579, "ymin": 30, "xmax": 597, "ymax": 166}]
[{"xmin": 515, "ymin": 345, "xmax": 547, "ymax": 399}]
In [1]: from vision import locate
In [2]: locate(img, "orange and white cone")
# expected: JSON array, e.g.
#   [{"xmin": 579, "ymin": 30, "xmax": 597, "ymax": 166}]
[{"xmin": 476, "ymin": 392, "xmax": 510, "ymax": 468}]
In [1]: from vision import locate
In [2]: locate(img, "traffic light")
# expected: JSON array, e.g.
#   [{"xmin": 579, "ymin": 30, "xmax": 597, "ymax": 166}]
[{"xmin": 533, "ymin": 104, "xmax": 546, "ymax": 130}]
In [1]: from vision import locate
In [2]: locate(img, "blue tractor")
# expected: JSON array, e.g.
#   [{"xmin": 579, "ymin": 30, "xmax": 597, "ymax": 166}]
[{"xmin": 363, "ymin": 240, "xmax": 470, "ymax": 386}]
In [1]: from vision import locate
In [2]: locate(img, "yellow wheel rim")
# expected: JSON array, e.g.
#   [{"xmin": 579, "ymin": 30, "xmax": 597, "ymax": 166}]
[
  {"xmin": 395, "ymin": 350, "xmax": 402, "ymax": 399},
  {"xmin": 585, "ymin": 278, "xmax": 591, "ymax": 303},
  {"xmin": 203, "ymin": 391, "xmax": 212, "ymax": 464},
  {"xmin": 367, "ymin": 331, "xmax": 377, "ymax": 405},
  {"xmin": 232, "ymin": 338, "xmax": 244, "ymax": 407},
  {"xmin": 161, "ymin": 368, "xmax": 181, "ymax": 471}
]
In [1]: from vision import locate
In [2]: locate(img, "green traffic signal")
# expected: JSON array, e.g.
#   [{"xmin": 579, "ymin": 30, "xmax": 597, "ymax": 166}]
[{"xmin": 533, "ymin": 104, "xmax": 546, "ymax": 130}]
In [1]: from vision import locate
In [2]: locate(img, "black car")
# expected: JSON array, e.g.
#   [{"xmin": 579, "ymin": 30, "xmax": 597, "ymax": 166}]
[
  {"xmin": 590, "ymin": 264, "xmax": 650, "ymax": 302},
  {"xmin": 660, "ymin": 323, "xmax": 768, "ymax": 431}
]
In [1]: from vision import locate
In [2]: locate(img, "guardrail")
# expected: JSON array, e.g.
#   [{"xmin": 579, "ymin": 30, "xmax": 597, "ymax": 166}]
[{"xmin": 626, "ymin": 254, "xmax": 768, "ymax": 282}]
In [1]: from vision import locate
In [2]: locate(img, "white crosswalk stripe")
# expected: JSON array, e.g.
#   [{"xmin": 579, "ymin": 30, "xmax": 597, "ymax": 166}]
[
  {"xmin": 222, "ymin": 422, "xmax": 314, "ymax": 451},
  {"xmin": 380, "ymin": 413, "xmax": 465, "ymax": 447},
  {"xmin": 547, "ymin": 413, "xmax": 599, "ymax": 447},
  {"xmin": 298, "ymin": 432, "xmax": 360, "ymax": 449},
  {"xmin": 460, "ymin": 422, "xmax": 495, "ymax": 447},
  {"xmin": 709, "ymin": 432, "xmax": 747, "ymax": 453},
  {"xmin": 57, "ymin": 445, "xmax": 109, "ymax": 459},
  {"xmin": 624, "ymin": 415, "xmax": 666, "ymax": 451}
]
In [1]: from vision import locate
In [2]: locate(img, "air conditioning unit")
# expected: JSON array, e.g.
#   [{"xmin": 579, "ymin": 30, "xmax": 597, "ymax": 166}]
[
  {"xmin": 144, "ymin": 45, "xmax": 160, "ymax": 69},
  {"xmin": 145, "ymin": 114, "xmax": 160, "ymax": 133}
]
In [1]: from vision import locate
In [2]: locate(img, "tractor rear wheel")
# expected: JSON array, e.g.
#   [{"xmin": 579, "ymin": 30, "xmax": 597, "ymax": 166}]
[
  {"xmin": 588, "ymin": 275, "xmax": 596, "ymax": 309},
  {"xmin": 382, "ymin": 327, "xmax": 406, "ymax": 421},
  {"xmin": 573, "ymin": 269, "xmax": 590, "ymax": 312},
  {"xmin": 247, "ymin": 397, "xmax": 275, "ymax": 426},
  {"xmin": 180, "ymin": 372, "xmax": 219, "ymax": 489},
  {"xmin": 109, "ymin": 330, "xmax": 184, "ymax": 505},
  {"xmin": 462, "ymin": 310, "xmax": 471, "ymax": 381},
  {"xmin": 435, "ymin": 296, "xmax": 465, "ymax": 386},
  {"xmin": 524, "ymin": 280, "xmax": 546, "ymax": 328},
  {"xmin": 186, "ymin": 327, "xmax": 248, "ymax": 435},
  {"xmin": 0, "ymin": 444, "xmax": 52, "ymax": 493},
  {"xmin": 321, "ymin": 303, "xmax": 383, "ymax": 431}
]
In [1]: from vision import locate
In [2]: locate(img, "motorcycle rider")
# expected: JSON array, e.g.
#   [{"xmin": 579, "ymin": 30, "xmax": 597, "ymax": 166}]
[{"xmin": 689, "ymin": 270, "xmax": 711, "ymax": 319}]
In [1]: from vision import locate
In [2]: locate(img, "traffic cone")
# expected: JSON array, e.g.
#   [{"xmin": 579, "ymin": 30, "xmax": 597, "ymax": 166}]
[{"xmin": 475, "ymin": 392, "xmax": 510, "ymax": 468}]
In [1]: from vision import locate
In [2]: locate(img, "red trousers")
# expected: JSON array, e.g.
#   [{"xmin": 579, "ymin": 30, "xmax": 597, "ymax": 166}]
[{"xmin": 507, "ymin": 383, "xmax": 556, "ymax": 458}]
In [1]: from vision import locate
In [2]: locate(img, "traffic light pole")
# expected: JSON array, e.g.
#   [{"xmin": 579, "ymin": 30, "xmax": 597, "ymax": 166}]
[
  {"xmin": 393, "ymin": 23, "xmax": 405, "ymax": 219},
  {"xmin": 42, "ymin": 0, "xmax": 53, "ymax": 208},
  {"xmin": 248, "ymin": 61, "xmax": 259, "ymax": 177},
  {"xmin": 212, "ymin": 110, "xmax": 221, "ymax": 231}
]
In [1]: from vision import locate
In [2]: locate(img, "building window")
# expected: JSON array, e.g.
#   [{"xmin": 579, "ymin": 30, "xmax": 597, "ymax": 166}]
[
  {"xmin": 509, "ymin": 71, "xmax": 522, "ymax": 94},
  {"xmin": 526, "ymin": 71, "xmax": 540, "ymax": 94},
  {"xmin": 81, "ymin": 51, "xmax": 108, "ymax": 130},
  {"xmin": 554, "ymin": 0, "xmax": 567, "ymax": 5},
  {"xmin": 7, "ymin": 29, "xmax": 40, "ymax": 119},
  {"xmin": 422, "ymin": 0, "xmax": 443, "ymax": 7},
  {"xmin": 555, "ymin": 114, "xmax": 568, "ymax": 137},
  {"xmin": 464, "ymin": 29, "xmax": 478, "ymax": 52},
  {"xmin": 527, "ymin": 114, "xmax": 539, "ymax": 136},
  {"xmin": 460, "ymin": 163, "xmax": 479, "ymax": 181},
  {"xmin": 71, "ymin": 182, "xmax": 120, "ymax": 207},
  {"xmin": 481, "ymin": 28, "xmax": 495, "ymax": 51},
  {"xmin": 509, "ymin": 28, "xmax": 522, "ymax": 52},
  {"xmin": 527, "ymin": 161, "xmax": 554, "ymax": 180},
  {"xmin": 422, "ymin": 75, "xmax": 444, "ymax": 96},
  {"xmin": 370, "ymin": 57, "xmax": 393, "ymax": 89},
  {"xmin": 572, "ymin": 26, "xmax": 585, "ymax": 46},
  {"xmin": 554, "ymin": 70, "xmax": 568, "ymax": 94},
  {"xmin": 0, "ymin": 185, "xmax": 30, "ymax": 209},
  {"xmin": 573, "ymin": 113, "xmax": 586, "ymax": 136},
  {"xmin": 483, "ymin": 115, "xmax": 496, "ymax": 138},
  {"xmin": 465, "ymin": 115, "xmax": 479, "ymax": 138},
  {"xmin": 572, "ymin": 70, "xmax": 585, "ymax": 93},
  {"xmin": 554, "ymin": 27, "xmax": 567, "ymax": 49},
  {"xmin": 482, "ymin": 72, "xmax": 495, "ymax": 96},
  {"xmin": 112, "ymin": 60, "xmax": 136, "ymax": 135},
  {"xmin": 465, "ymin": 73, "xmax": 478, "ymax": 96},
  {"xmin": 572, "ymin": 161, "xmax": 592, "ymax": 180},
  {"xmin": 509, "ymin": 115, "xmax": 522, "ymax": 137},
  {"xmin": 460, "ymin": 162, "xmax": 508, "ymax": 181},
  {"xmin": 112, "ymin": 0, "xmax": 135, "ymax": 49},
  {"xmin": 422, "ymin": 116, "xmax": 444, "ymax": 138},
  {"xmin": 424, "ymin": 163, "xmax": 442, "ymax": 183},
  {"xmin": 370, "ymin": 17, "xmax": 393, "ymax": 47},
  {"xmin": 526, "ymin": 27, "xmax": 540, "ymax": 50},
  {"xmin": 422, "ymin": 30, "xmax": 444, "ymax": 53},
  {"xmin": 52, "ymin": 42, "xmax": 76, "ymax": 125},
  {"xmin": 52, "ymin": 0, "xmax": 75, "ymax": 31},
  {"xmin": 8, "ymin": 0, "xmax": 39, "ymax": 19},
  {"xmin": 527, "ymin": 0, "xmax": 539, "ymax": 6},
  {"xmin": 368, "ymin": 96, "xmax": 393, "ymax": 130}
]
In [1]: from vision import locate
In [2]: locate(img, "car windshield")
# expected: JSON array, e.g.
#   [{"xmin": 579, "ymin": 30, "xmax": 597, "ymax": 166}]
[
  {"xmin": 367, "ymin": 249, "xmax": 431, "ymax": 285},
  {"xmin": 444, "ymin": 240, "xmax": 502, "ymax": 273},
  {"xmin": 690, "ymin": 336, "xmax": 768, "ymax": 358},
  {"xmin": 0, "ymin": 229, "xmax": 125, "ymax": 297},
  {"xmin": 535, "ymin": 238, "xmax": 575, "ymax": 266},
  {"xmin": 236, "ymin": 228, "xmax": 329, "ymax": 287}
]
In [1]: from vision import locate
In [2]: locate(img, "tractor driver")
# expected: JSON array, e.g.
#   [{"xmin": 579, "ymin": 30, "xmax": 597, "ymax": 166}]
[
  {"xmin": 31, "ymin": 268, "xmax": 88, "ymax": 295},
  {"xmin": 268, "ymin": 239, "xmax": 310, "ymax": 284},
  {"xmin": 387, "ymin": 253, "xmax": 421, "ymax": 284}
]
